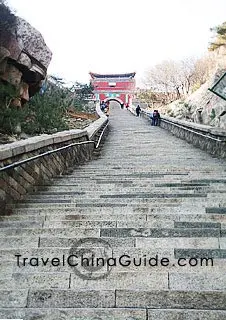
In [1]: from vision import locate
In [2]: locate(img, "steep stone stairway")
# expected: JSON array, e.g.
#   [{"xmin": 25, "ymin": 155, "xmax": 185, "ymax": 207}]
[{"xmin": 1, "ymin": 103, "xmax": 226, "ymax": 319}]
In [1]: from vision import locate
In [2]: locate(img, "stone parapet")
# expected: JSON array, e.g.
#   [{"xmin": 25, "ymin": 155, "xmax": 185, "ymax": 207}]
[
  {"xmin": 0, "ymin": 109, "xmax": 108, "ymax": 214},
  {"xmin": 140, "ymin": 108, "xmax": 226, "ymax": 158}
]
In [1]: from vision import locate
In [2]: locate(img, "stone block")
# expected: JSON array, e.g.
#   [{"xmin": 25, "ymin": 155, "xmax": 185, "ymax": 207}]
[
  {"xmin": 39, "ymin": 237, "xmax": 135, "ymax": 248},
  {"xmin": 174, "ymin": 221, "xmax": 221, "ymax": 229},
  {"xmin": 7, "ymin": 175, "xmax": 26, "ymax": 195},
  {"xmin": 169, "ymin": 272, "xmax": 226, "ymax": 290},
  {"xmin": 0, "ymin": 236, "xmax": 39, "ymax": 249},
  {"xmin": 116, "ymin": 289, "xmax": 226, "ymax": 309},
  {"xmin": 0, "ymin": 290, "xmax": 28, "ymax": 307},
  {"xmin": 136, "ymin": 237, "xmax": 219, "ymax": 249},
  {"xmin": 71, "ymin": 271, "xmax": 168, "ymax": 290},
  {"xmin": 100, "ymin": 228, "xmax": 220, "ymax": 238},
  {"xmin": 175, "ymin": 248, "xmax": 226, "ymax": 259},
  {"xmin": 0, "ymin": 146, "xmax": 13, "ymax": 160},
  {"xmin": 44, "ymin": 220, "xmax": 116, "ymax": 229},
  {"xmin": 0, "ymin": 272, "xmax": 70, "ymax": 289},
  {"xmin": 219, "ymin": 238, "xmax": 226, "ymax": 249},
  {"xmin": 0, "ymin": 308, "xmax": 146, "ymax": 320},
  {"xmin": 27, "ymin": 289, "xmax": 115, "ymax": 308},
  {"xmin": 147, "ymin": 309, "xmax": 226, "ymax": 319},
  {"xmin": 24, "ymin": 136, "xmax": 53, "ymax": 153}
]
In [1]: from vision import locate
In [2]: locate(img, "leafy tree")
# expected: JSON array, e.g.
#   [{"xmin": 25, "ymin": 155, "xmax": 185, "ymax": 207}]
[
  {"xmin": 22, "ymin": 81, "xmax": 69, "ymax": 134},
  {"xmin": 0, "ymin": 75, "xmax": 95, "ymax": 136},
  {"xmin": 69, "ymin": 82, "xmax": 94, "ymax": 110},
  {"xmin": 209, "ymin": 21, "xmax": 226, "ymax": 51}
]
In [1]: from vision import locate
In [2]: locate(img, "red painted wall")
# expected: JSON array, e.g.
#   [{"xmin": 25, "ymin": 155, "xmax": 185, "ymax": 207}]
[
  {"xmin": 90, "ymin": 75, "xmax": 136, "ymax": 105},
  {"xmin": 93, "ymin": 81, "xmax": 135, "ymax": 91}
]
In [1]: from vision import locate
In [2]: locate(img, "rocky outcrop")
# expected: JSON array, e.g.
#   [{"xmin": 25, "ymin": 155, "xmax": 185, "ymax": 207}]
[
  {"xmin": 164, "ymin": 47, "xmax": 226, "ymax": 130},
  {"xmin": 0, "ymin": 4, "xmax": 52, "ymax": 107}
]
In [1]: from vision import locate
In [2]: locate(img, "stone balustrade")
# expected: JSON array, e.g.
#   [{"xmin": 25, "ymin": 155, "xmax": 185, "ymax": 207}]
[
  {"xmin": 0, "ymin": 105, "xmax": 108, "ymax": 213},
  {"xmin": 140, "ymin": 107, "xmax": 226, "ymax": 158}
]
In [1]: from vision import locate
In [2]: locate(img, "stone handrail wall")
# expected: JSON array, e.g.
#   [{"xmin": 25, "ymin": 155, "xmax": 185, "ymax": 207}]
[
  {"xmin": 0, "ymin": 105, "xmax": 108, "ymax": 213},
  {"xmin": 130, "ymin": 105, "xmax": 226, "ymax": 158}
]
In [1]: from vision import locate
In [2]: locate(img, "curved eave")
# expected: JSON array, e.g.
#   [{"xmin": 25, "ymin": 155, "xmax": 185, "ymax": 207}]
[{"xmin": 89, "ymin": 72, "xmax": 136, "ymax": 79}]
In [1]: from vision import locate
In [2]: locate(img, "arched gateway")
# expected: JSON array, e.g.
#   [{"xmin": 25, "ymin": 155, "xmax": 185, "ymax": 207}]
[{"xmin": 89, "ymin": 72, "xmax": 136, "ymax": 106}]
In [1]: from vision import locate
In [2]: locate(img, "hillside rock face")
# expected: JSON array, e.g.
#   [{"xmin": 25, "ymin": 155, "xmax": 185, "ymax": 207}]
[
  {"xmin": 0, "ymin": 13, "xmax": 52, "ymax": 106},
  {"xmin": 164, "ymin": 47, "xmax": 226, "ymax": 130}
]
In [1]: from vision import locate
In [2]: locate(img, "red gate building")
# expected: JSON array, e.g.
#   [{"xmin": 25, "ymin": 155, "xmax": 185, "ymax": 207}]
[{"xmin": 89, "ymin": 72, "xmax": 136, "ymax": 106}]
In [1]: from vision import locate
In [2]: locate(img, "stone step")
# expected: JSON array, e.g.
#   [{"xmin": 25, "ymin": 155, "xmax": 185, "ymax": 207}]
[
  {"xmin": 0, "ymin": 220, "xmax": 44, "ymax": 228},
  {"xmin": 12, "ymin": 200, "xmax": 183, "ymax": 208},
  {"xmin": 9, "ymin": 204, "xmax": 187, "ymax": 215},
  {"xmin": 27, "ymin": 187, "xmax": 220, "ymax": 196},
  {"xmin": 38, "ymin": 236, "xmax": 221, "ymax": 249},
  {"xmin": 147, "ymin": 310, "xmax": 226, "ymax": 320},
  {"xmin": 0, "ymin": 272, "xmax": 70, "ymax": 289},
  {"xmin": 0, "ymin": 215, "xmax": 44, "ymax": 221},
  {"xmin": 43, "ymin": 221, "xmax": 226, "ymax": 233},
  {"xmin": 1, "ymin": 105, "xmax": 226, "ymax": 315},
  {"xmin": 116, "ymin": 289, "xmax": 226, "ymax": 309},
  {"xmin": 0, "ymin": 271, "xmax": 169, "ymax": 291},
  {"xmin": 0, "ymin": 227, "xmax": 100, "ymax": 237},
  {"xmin": 0, "ymin": 308, "xmax": 147, "ymax": 320},
  {"xmin": 100, "ymin": 227, "xmax": 221, "ymax": 238},
  {"xmin": 1, "ymin": 289, "xmax": 226, "ymax": 309},
  {"xmin": 44, "ymin": 220, "xmax": 116, "ymax": 228},
  {"xmin": 36, "ymin": 213, "xmax": 226, "ymax": 223}
]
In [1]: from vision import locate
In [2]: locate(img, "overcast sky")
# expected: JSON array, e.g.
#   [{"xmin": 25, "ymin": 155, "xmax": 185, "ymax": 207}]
[{"xmin": 8, "ymin": 0, "xmax": 226, "ymax": 86}]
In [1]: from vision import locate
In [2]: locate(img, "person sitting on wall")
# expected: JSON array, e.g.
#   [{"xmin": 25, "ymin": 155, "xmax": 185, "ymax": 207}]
[{"xmin": 151, "ymin": 109, "xmax": 161, "ymax": 126}]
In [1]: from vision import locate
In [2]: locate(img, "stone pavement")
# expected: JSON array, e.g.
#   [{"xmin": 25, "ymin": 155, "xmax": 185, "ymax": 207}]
[{"xmin": 1, "ymin": 102, "xmax": 226, "ymax": 319}]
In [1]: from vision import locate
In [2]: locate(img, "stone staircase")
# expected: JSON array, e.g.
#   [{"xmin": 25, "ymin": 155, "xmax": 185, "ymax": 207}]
[{"xmin": 1, "ymin": 103, "xmax": 226, "ymax": 319}]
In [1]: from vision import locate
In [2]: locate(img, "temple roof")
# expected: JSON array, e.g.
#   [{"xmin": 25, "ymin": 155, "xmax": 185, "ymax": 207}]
[{"xmin": 89, "ymin": 72, "xmax": 136, "ymax": 79}]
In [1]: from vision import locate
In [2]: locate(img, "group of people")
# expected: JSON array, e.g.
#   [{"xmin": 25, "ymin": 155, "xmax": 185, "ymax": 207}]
[
  {"xmin": 121, "ymin": 102, "xmax": 130, "ymax": 109},
  {"xmin": 100, "ymin": 100, "xmax": 110, "ymax": 116},
  {"xmin": 100, "ymin": 100, "xmax": 130, "ymax": 114},
  {"xmin": 136, "ymin": 104, "xmax": 161, "ymax": 126},
  {"xmin": 150, "ymin": 109, "xmax": 161, "ymax": 126}
]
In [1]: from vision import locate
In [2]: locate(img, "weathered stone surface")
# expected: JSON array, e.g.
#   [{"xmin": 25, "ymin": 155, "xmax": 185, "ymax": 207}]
[
  {"xmin": 44, "ymin": 220, "xmax": 116, "ymax": 228},
  {"xmin": 100, "ymin": 228, "xmax": 220, "ymax": 238},
  {"xmin": 1, "ymin": 63, "xmax": 22, "ymax": 85},
  {"xmin": 0, "ymin": 290, "xmax": 28, "ymax": 307},
  {"xmin": 175, "ymin": 248, "xmax": 226, "ymax": 259},
  {"xmin": 116, "ymin": 290, "xmax": 226, "ymax": 309},
  {"xmin": 0, "ymin": 272, "xmax": 70, "ymax": 289},
  {"xmin": 71, "ymin": 272, "xmax": 168, "ymax": 290},
  {"xmin": 1, "ymin": 104, "xmax": 226, "ymax": 315},
  {"xmin": 0, "ymin": 121, "xmax": 105, "ymax": 214},
  {"xmin": 27, "ymin": 290, "xmax": 115, "ymax": 308},
  {"xmin": 0, "ymin": 227, "xmax": 99, "ymax": 238},
  {"xmin": 0, "ymin": 308, "xmax": 146, "ymax": 320},
  {"xmin": 169, "ymin": 272, "xmax": 226, "ymax": 290},
  {"xmin": 174, "ymin": 221, "xmax": 221, "ymax": 229},
  {"xmin": 0, "ymin": 236, "xmax": 39, "ymax": 249},
  {"xmin": 16, "ymin": 17, "xmax": 52, "ymax": 69},
  {"xmin": 17, "ymin": 52, "xmax": 32, "ymax": 68},
  {"xmin": 136, "ymin": 237, "xmax": 219, "ymax": 249},
  {"xmin": 147, "ymin": 309, "xmax": 226, "ymax": 319},
  {"xmin": 39, "ymin": 236, "xmax": 135, "ymax": 248}
]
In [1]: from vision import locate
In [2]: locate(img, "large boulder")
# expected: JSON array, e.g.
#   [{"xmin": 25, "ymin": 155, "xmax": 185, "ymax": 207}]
[{"xmin": 0, "ymin": 4, "xmax": 52, "ymax": 106}]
